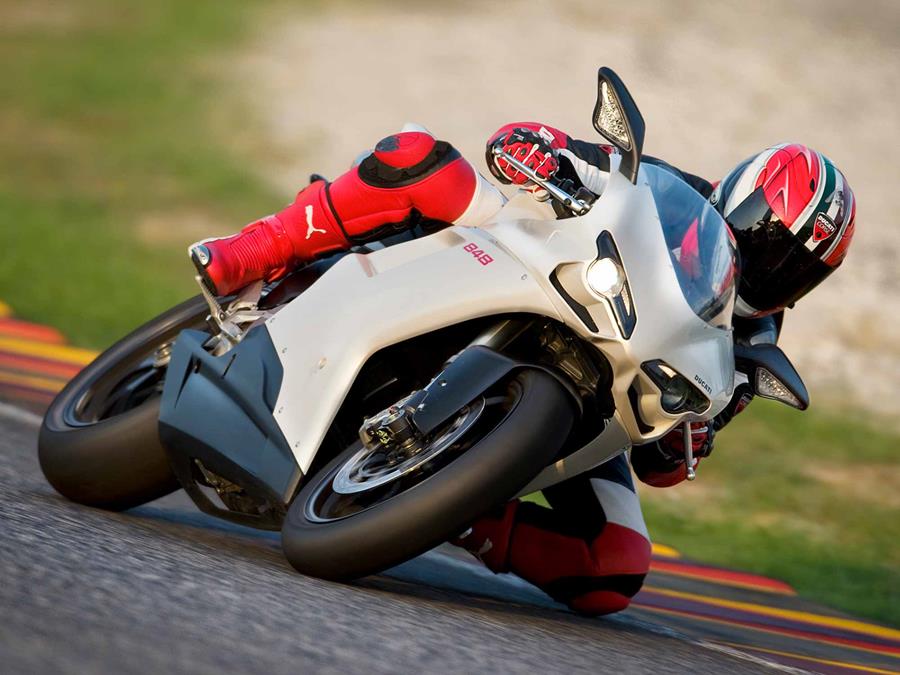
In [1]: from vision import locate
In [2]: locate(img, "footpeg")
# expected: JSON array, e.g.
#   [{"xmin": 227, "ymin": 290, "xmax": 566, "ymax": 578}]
[{"xmin": 195, "ymin": 275, "xmax": 269, "ymax": 355}]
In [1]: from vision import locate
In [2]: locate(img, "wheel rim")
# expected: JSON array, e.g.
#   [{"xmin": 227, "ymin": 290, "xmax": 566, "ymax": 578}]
[
  {"xmin": 69, "ymin": 354, "xmax": 167, "ymax": 425},
  {"xmin": 62, "ymin": 316, "xmax": 208, "ymax": 428},
  {"xmin": 304, "ymin": 385, "xmax": 520, "ymax": 524}
]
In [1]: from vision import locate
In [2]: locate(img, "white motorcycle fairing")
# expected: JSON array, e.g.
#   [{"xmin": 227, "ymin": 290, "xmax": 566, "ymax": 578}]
[
  {"xmin": 159, "ymin": 161, "xmax": 737, "ymax": 527},
  {"xmin": 265, "ymin": 224, "xmax": 563, "ymax": 475},
  {"xmin": 266, "ymin": 164, "xmax": 736, "ymax": 482}
]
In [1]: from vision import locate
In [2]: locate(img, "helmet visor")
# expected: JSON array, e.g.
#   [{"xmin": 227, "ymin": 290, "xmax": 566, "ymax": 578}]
[{"xmin": 720, "ymin": 187, "xmax": 835, "ymax": 314}]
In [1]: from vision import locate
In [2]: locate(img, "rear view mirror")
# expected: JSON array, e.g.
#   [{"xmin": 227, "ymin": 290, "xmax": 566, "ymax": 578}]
[
  {"xmin": 592, "ymin": 67, "xmax": 646, "ymax": 184},
  {"xmin": 734, "ymin": 343, "xmax": 809, "ymax": 410}
]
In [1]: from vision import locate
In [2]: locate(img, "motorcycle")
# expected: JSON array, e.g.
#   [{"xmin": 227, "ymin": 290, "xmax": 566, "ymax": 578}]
[{"xmin": 38, "ymin": 68, "xmax": 809, "ymax": 581}]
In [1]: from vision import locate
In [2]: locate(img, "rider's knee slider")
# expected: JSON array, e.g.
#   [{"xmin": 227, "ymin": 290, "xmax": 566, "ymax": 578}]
[{"xmin": 359, "ymin": 132, "xmax": 462, "ymax": 187}]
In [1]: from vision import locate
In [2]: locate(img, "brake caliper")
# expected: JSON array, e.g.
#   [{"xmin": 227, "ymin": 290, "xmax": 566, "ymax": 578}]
[{"xmin": 359, "ymin": 394, "xmax": 425, "ymax": 461}]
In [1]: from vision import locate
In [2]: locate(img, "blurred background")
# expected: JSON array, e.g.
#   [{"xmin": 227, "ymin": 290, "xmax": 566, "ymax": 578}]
[{"xmin": 1, "ymin": 0, "xmax": 897, "ymax": 624}]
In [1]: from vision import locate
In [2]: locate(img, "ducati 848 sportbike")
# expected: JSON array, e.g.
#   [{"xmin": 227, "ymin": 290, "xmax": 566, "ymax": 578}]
[{"xmin": 38, "ymin": 68, "xmax": 809, "ymax": 581}]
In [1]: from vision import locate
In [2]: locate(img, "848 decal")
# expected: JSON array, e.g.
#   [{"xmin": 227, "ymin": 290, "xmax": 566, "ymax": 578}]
[{"xmin": 463, "ymin": 242, "xmax": 494, "ymax": 266}]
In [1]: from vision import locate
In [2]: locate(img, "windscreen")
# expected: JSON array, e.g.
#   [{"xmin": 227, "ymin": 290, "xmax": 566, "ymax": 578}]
[{"xmin": 645, "ymin": 164, "xmax": 737, "ymax": 329}]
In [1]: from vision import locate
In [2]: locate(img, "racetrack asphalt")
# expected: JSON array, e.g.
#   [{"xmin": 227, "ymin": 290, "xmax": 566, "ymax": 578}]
[
  {"xmin": 6, "ymin": 406, "xmax": 900, "ymax": 675},
  {"xmin": 1, "ymin": 409, "xmax": 770, "ymax": 675}
]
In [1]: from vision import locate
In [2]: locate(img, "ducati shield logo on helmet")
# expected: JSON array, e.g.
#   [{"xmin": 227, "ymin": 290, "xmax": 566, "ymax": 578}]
[{"xmin": 812, "ymin": 212, "xmax": 837, "ymax": 242}]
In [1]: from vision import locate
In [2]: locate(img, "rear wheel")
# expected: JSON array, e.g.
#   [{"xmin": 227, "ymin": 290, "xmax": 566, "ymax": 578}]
[
  {"xmin": 38, "ymin": 296, "xmax": 209, "ymax": 510},
  {"xmin": 281, "ymin": 369, "xmax": 574, "ymax": 581}
]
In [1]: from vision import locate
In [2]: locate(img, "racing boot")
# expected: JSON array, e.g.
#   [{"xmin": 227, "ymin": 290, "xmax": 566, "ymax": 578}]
[
  {"xmin": 190, "ymin": 129, "xmax": 505, "ymax": 295},
  {"xmin": 189, "ymin": 179, "xmax": 349, "ymax": 295}
]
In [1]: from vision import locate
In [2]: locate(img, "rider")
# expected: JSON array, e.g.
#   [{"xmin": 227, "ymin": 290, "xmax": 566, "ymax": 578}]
[{"xmin": 189, "ymin": 123, "xmax": 856, "ymax": 615}]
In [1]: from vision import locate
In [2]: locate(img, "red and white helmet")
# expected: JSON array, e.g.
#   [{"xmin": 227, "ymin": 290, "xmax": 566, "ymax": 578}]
[{"xmin": 710, "ymin": 144, "xmax": 856, "ymax": 317}]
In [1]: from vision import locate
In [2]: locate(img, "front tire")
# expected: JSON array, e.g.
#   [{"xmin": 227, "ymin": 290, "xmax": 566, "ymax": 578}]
[
  {"xmin": 281, "ymin": 369, "xmax": 574, "ymax": 581},
  {"xmin": 39, "ymin": 296, "xmax": 209, "ymax": 510}
]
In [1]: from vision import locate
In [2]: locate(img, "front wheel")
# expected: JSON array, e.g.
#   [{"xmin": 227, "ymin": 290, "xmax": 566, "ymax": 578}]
[{"xmin": 281, "ymin": 369, "xmax": 575, "ymax": 581}]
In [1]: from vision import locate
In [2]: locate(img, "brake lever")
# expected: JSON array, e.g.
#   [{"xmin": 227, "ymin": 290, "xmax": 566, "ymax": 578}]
[
  {"xmin": 682, "ymin": 421, "xmax": 697, "ymax": 481},
  {"xmin": 491, "ymin": 146, "xmax": 592, "ymax": 216}
]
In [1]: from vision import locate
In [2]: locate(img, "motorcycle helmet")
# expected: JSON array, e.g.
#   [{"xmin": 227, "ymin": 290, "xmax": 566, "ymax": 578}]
[{"xmin": 710, "ymin": 144, "xmax": 856, "ymax": 317}]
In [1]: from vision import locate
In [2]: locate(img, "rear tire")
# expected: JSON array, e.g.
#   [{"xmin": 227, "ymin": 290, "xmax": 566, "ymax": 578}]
[
  {"xmin": 281, "ymin": 369, "xmax": 574, "ymax": 581},
  {"xmin": 39, "ymin": 296, "xmax": 208, "ymax": 511}
]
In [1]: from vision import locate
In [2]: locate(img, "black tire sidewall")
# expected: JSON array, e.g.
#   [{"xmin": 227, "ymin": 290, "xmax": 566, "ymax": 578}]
[
  {"xmin": 38, "ymin": 295, "xmax": 208, "ymax": 511},
  {"xmin": 281, "ymin": 369, "xmax": 574, "ymax": 581}
]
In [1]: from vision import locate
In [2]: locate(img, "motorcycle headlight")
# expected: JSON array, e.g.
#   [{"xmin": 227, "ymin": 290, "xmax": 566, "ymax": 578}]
[
  {"xmin": 586, "ymin": 258, "xmax": 625, "ymax": 297},
  {"xmin": 641, "ymin": 360, "xmax": 710, "ymax": 415},
  {"xmin": 593, "ymin": 231, "xmax": 636, "ymax": 338}
]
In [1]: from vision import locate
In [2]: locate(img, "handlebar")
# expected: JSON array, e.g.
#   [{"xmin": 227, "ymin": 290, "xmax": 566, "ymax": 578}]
[{"xmin": 491, "ymin": 145, "xmax": 592, "ymax": 216}]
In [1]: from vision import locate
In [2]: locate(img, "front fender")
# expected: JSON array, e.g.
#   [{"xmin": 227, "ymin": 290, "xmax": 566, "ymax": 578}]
[{"xmin": 410, "ymin": 345, "xmax": 582, "ymax": 437}]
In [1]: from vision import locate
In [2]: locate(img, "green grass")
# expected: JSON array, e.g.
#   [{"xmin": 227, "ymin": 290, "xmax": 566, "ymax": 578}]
[
  {"xmin": 0, "ymin": 0, "xmax": 282, "ymax": 347},
  {"xmin": 531, "ymin": 401, "xmax": 899, "ymax": 626},
  {"xmin": 643, "ymin": 402, "xmax": 899, "ymax": 626}
]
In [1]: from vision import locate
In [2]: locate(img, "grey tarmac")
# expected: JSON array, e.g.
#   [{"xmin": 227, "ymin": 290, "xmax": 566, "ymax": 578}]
[{"xmin": 0, "ymin": 409, "xmax": 782, "ymax": 674}]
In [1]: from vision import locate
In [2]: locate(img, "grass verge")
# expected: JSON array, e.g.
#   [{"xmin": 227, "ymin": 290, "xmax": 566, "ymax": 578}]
[
  {"xmin": 641, "ymin": 401, "xmax": 899, "ymax": 626},
  {"xmin": 0, "ymin": 0, "xmax": 282, "ymax": 347}
]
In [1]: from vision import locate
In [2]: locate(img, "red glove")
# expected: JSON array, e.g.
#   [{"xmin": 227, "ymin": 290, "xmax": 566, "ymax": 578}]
[
  {"xmin": 659, "ymin": 422, "xmax": 714, "ymax": 459},
  {"xmin": 632, "ymin": 422, "xmax": 714, "ymax": 488},
  {"xmin": 489, "ymin": 128, "xmax": 559, "ymax": 187},
  {"xmin": 632, "ymin": 383, "xmax": 755, "ymax": 488}
]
